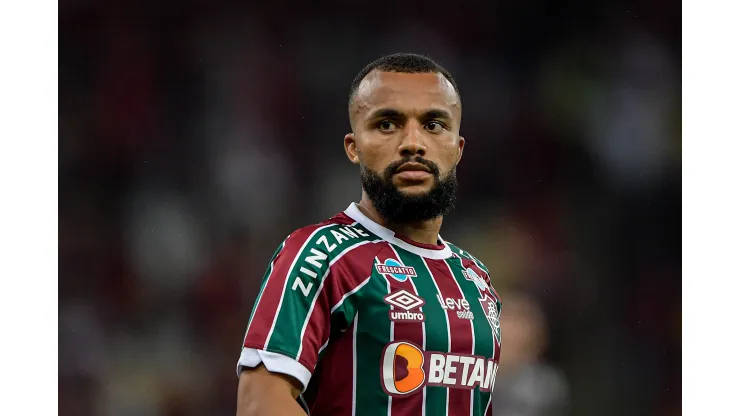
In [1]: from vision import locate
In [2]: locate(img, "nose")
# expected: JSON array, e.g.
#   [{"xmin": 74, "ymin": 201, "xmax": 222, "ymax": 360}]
[{"xmin": 398, "ymin": 123, "xmax": 427, "ymax": 158}]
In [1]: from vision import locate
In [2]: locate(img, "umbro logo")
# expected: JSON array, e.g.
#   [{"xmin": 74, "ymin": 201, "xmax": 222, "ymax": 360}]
[
  {"xmin": 384, "ymin": 290, "xmax": 425, "ymax": 322},
  {"xmin": 385, "ymin": 290, "xmax": 425, "ymax": 310}
]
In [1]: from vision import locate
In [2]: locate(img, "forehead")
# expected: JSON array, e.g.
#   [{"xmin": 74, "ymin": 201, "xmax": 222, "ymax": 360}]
[{"xmin": 353, "ymin": 70, "xmax": 460, "ymax": 118}]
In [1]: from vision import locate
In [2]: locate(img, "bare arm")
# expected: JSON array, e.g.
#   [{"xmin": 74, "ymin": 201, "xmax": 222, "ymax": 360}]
[{"xmin": 236, "ymin": 364, "xmax": 307, "ymax": 416}]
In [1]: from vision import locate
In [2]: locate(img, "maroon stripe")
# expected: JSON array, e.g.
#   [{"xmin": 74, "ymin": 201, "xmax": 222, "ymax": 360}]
[
  {"xmin": 427, "ymin": 258, "xmax": 474, "ymax": 416},
  {"xmin": 297, "ymin": 242, "xmax": 380, "ymax": 370},
  {"xmin": 459, "ymin": 258, "xmax": 488, "ymax": 284},
  {"xmin": 332, "ymin": 212, "xmax": 356, "ymax": 225},
  {"xmin": 378, "ymin": 245, "xmax": 425, "ymax": 416},
  {"xmin": 243, "ymin": 224, "xmax": 325, "ymax": 348},
  {"xmin": 304, "ymin": 321, "xmax": 356, "ymax": 415}
]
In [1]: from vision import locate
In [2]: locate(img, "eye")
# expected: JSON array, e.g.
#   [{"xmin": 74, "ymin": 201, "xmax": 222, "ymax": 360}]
[
  {"xmin": 378, "ymin": 120, "xmax": 397, "ymax": 132},
  {"xmin": 425, "ymin": 121, "xmax": 445, "ymax": 133}
]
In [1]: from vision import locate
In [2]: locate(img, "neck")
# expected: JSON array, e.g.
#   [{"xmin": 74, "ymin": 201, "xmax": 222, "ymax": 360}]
[{"xmin": 357, "ymin": 193, "xmax": 443, "ymax": 246}]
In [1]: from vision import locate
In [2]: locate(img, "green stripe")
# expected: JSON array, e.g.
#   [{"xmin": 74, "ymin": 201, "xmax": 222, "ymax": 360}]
[
  {"xmin": 395, "ymin": 249, "xmax": 450, "ymax": 415},
  {"xmin": 315, "ymin": 274, "xmax": 374, "ymax": 365},
  {"xmin": 354, "ymin": 272, "xmax": 392, "ymax": 416},
  {"xmin": 445, "ymin": 256, "xmax": 495, "ymax": 415},
  {"xmin": 244, "ymin": 241, "xmax": 286, "ymax": 342}
]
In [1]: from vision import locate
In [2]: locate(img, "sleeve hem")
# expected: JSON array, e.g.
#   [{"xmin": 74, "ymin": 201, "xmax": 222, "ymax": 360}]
[{"xmin": 235, "ymin": 347, "xmax": 312, "ymax": 392}]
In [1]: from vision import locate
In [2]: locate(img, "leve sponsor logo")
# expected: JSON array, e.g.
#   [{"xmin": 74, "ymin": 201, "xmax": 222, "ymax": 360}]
[
  {"xmin": 380, "ymin": 341, "xmax": 498, "ymax": 397},
  {"xmin": 437, "ymin": 294, "xmax": 474, "ymax": 320}
]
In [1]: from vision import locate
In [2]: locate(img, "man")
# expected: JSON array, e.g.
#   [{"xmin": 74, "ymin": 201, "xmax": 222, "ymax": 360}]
[{"xmin": 236, "ymin": 53, "xmax": 502, "ymax": 416}]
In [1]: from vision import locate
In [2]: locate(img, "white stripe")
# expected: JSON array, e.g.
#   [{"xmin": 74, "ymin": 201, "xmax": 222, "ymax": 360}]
[
  {"xmin": 331, "ymin": 274, "xmax": 374, "ymax": 315},
  {"xmin": 386, "ymin": 245, "xmax": 427, "ymax": 416},
  {"xmin": 387, "ymin": 269, "xmax": 395, "ymax": 342},
  {"xmin": 441, "ymin": 258, "xmax": 476, "ymax": 416},
  {"xmin": 470, "ymin": 387, "xmax": 475, "ymax": 416},
  {"xmin": 314, "ymin": 261, "xmax": 376, "ymax": 368},
  {"xmin": 344, "ymin": 203, "xmax": 453, "ymax": 259},
  {"xmin": 318, "ymin": 338, "xmax": 330, "ymax": 356},
  {"xmin": 298, "ymin": 395, "xmax": 311, "ymax": 416},
  {"xmin": 264, "ymin": 224, "xmax": 335, "ymax": 347},
  {"xmin": 421, "ymin": 257, "xmax": 450, "ymax": 416},
  {"xmin": 352, "ymin": 313, "xmax": 359, "ymax": 416},
  {"xmin": 295, "ymin": 239, "xmax": 379, "ymax": 361},
  {"xmin": 319, "ymin": 276, "xmax": 372, "ymax": 355},
  {"xmin": 386, "ymin": 273, "xmax": 393, "ymax": 416},
  {"xmin": 243, "ymin": 241, "xmax": 285, "ymax": 344}
]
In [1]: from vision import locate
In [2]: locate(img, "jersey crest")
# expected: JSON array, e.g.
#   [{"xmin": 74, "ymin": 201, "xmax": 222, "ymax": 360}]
[{"xmin": 464, "ymin": 266, "xmax": 501, "ymax": 343}]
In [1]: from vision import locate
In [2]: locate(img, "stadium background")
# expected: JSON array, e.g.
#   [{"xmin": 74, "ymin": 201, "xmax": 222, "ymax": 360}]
[{"xmin": 59, "ymin": 1, "xmax": 681, "ymax": 415}]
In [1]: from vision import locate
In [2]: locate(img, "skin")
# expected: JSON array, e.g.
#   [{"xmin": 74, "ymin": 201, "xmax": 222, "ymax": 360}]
[
  {"xmin": 237, "ymin": 69, "xmax": 465, "ymax": 415},
  {"xmin": 345, "ymin": 70, "xmax": 465, "ymax": 245},
  {"xmin": 237, "ymin": 365, "xmax": 304, "ymax": 416}
]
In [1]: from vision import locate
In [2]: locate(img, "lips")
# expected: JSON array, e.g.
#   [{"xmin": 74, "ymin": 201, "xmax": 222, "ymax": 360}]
[{"xmin": 396, "ymin": 162, "xmax": 431, "ymax": 174}]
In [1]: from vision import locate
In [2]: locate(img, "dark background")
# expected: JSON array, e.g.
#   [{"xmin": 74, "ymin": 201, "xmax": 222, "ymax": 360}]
[{"xmin": 59, "ymin": 1, "xmax": 681, "ymax": 415}]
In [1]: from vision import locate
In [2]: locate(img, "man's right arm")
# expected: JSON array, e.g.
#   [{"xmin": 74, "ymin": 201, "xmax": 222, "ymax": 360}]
[
  {"xmin": 235, "ymin": 225, "xmax": 330, "ymax": 416},
  {"xmin": 236, "ymin": 222, "xmax": 373, "ymax": 415},
  {"xmin": 236, "ymin": 364, "xmax": 305, "ymax": 416}
]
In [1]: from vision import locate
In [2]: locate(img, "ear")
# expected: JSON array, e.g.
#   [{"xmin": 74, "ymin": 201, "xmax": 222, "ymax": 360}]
[
  {"xmin": 344, "ymin": 133, "xmax": 361, "ymax": 165},
  {"xmin": 456, "ymin": 136, "xmax": 465, "ymax": 165}
]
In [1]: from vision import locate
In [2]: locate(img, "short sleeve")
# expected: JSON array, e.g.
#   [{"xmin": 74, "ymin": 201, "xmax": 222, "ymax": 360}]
[{"xmin": 237, "ymin": 222, "xmax": 378, "ymax": 390}]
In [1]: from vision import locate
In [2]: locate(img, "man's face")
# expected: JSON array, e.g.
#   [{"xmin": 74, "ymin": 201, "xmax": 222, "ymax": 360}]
[{"xmin": 345, "ymin": 70, "xmax": 465, "ymax": 223}]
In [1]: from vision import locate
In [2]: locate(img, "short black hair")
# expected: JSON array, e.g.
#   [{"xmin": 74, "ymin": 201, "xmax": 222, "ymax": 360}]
[{"xmin": 348, "ymin": 53, "xmax": 461, "ymax": 112}]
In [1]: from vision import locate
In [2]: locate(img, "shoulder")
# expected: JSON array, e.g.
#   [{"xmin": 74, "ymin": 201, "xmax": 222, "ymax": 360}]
[
  {"xmin": 274, "ymin": 215, "xmax": 384, "ymax": 295},
  {"xmin": 444, "ymin": 240, "xmax": 501, "ymax": 302},
  {"xmin": 279, "ymin": 214, "xmax": 384, "ymax": 264},
  {"xmin": 444, "ymin": 240, "xmax": 491, "ymax": 276}
]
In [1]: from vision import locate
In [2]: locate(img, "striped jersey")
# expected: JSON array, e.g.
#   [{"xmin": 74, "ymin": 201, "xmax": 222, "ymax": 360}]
[{"xmin": 237, "ymin": 203, "xmax": 502, "ymax": 416}]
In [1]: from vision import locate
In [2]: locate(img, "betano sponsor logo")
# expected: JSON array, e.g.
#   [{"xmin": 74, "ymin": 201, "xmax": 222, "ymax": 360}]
[
  {"xmin": 384, "ymin": 290, "xmax": 425, "ymax": 322},
  {"xmin": 381, "ymin": 341, "xmax": 498, "ymax": 396}
]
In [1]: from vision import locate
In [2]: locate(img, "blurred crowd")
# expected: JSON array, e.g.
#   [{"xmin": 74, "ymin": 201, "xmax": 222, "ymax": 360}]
[{"xmin": 59, "ymin": 1, "xmax": 680, "ymax": 415}]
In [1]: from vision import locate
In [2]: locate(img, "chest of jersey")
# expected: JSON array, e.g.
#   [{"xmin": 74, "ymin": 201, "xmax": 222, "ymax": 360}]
[{"xmin": 351, "ymin": 245, "xmax": 501, "ymax": 407}]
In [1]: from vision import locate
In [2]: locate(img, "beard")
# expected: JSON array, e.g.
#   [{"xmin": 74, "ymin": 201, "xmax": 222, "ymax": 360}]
[{"xmin": 360, "ymin": 157, "xmax": 458, "ymax": 224}]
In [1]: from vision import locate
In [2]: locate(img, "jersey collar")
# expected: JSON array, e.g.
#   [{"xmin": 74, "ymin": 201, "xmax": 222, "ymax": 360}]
[{"xmin": 344, "ymin": 203, "xmax": 453, "ymax": 260}]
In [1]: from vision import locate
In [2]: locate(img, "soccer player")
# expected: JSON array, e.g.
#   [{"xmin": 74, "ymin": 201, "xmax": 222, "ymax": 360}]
[{"xmin": 236, "ymin": 53, "xmax": 502, "ymax": 416}]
